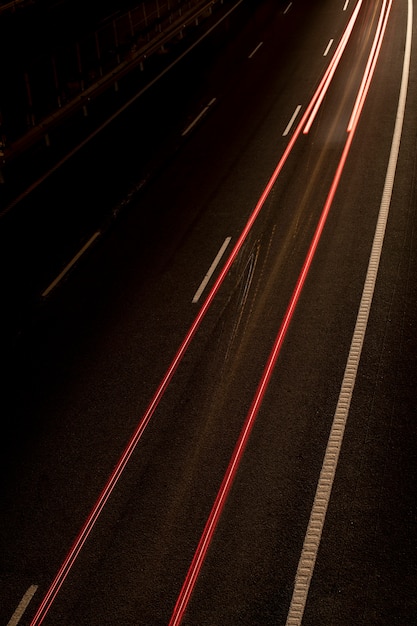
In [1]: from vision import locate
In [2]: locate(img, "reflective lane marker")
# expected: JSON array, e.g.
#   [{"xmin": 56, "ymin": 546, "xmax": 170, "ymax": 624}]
[
  {"xmin": 284, "ymin": 3, "xmax": 293, "ymax": 15},
  {"xmin": 41, "ymin": 231, "xmax": 100, "ymax": 297},
  {"xmin": 7, "ymin": 586, "xmax": 38, "ymax": 626},
  {"xmin": 248, "ymin": 41, "xmax": 263, "ymax": 59},
  {"xmin": 181, "ymin": 98, "xmax": 217, "ymax": 137},
  {"xmin": 343, "ymin": 0, "xmax": 350, "ymax": 10},
  {"xmin": 283, "ymin": 105, "xmax": 302, "ymax": 136},
  {"xmin": 286, "ymin": 0, "xmax": 411, "ymax": 623},
  {"xmin": 192, "ymin": 237, "xmax": 231, "ymax": 303},
  {"xmin": 323, "ymin": 39, "xmax": 334, "ymax": 56}
]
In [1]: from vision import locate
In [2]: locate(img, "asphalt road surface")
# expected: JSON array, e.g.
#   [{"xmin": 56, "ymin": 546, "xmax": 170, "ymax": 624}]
[{"xmin": 1, "ymin": 0, "xmax": 417, "ymax": 624}]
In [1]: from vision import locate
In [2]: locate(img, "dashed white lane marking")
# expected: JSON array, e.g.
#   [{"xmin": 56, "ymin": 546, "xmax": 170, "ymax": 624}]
[
  {"xmin": 323, "ymin": 38, "xmax": 334, "ymax": 56},
  {"xmin": 41, "ymin": 231, "xmax": 100, "ymax": 297},
  {"xmin": 343, "ymin": 0, "xmax": 350, "ymax": 11},
  {"xmin": 284, "ymin": 2, "xmax": 293, "ymax": 14},
  {"xmin": 192, "ymin": 237, "xmax": 231, "ymax": 303},
  {"xmin": 181, "ymin": 98, "xmax": 217, "ymax": 137},
  {"xmin": 248, "ymin": 41, "xmax": 263, "ymax": 59},
  {"xmin": 285, "ymin": 0, "xmax": 412, "ymax": 622},
  {"xmin": 283, "ymin": 105, "xmax": 302, "ymax": 136},
  {"xmin": 7, "ymin": 585, "xmax": 38, "ymax": 626}
]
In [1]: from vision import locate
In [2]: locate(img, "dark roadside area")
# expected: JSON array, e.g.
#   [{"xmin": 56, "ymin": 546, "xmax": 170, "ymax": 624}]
[{"xmin": 0, "ymin": 0, "xmax": 257, "ymax": 346}]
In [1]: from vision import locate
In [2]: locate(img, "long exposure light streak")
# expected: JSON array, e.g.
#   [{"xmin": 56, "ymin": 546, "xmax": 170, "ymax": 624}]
[
  {"xmin": 30, "ymin": 3, "xmax": 369, "ymax": 624},
  {"xmin": 347, "ymin": 0, "xmax": 392, "ymax": 131},
  {"xmin": 303, "ymin": 0, "xmax": 363, "ymax": 134},
  {"xmin": 169, "ymin": 0, "xmax": 396, "ymax": 623}
]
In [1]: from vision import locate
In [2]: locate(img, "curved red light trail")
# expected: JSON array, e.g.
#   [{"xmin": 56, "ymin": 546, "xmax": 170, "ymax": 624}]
[{"xmin": 29, "ymin": 2, "xmax": 372, "ymax": 623}]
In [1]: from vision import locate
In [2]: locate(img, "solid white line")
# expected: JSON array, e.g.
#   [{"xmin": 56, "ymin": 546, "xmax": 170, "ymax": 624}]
[
  {"xmin": 181, "ymin": 98, "xmax": 217, "ymax": 136},
  {"xmin": 285, "ymin": 0, "xmax": 412, "ymax": 623},
  {"xmin": 192, "ymin": 237, "xmax": 231, "ymax": 303},
  {"xmin": 343, "ymin": 0, "xmax": 350, "ymax": 10},
  {"xmin": 323, "ymin": 38, "xmax": 334, "ymax": 56},
  {"xmin": 283, "ymin": 105, "xmax": 302, "ymax": 136},
  {"xmin": 7, "ymin": 585, "xmax": 38, "ymax": 626},
  {"xmin": 41, "ymin": 231, "xmax": 101, "ymax": 297},
  {"xmin": 248, "ymin": 41, "xmax": 263, "ymax": 59},
  {"xmin": 284, "ymin": 2, "xmax": 292, "ymax": 14}
]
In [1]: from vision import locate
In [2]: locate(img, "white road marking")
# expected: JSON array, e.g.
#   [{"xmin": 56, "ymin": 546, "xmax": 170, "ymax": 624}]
[
  {"xmin": 7, "ymin": 585, "xmax": 38, "ymax": 626},
  {"xmin": 284, "ymin": 2, "xmax": 293, "ymax": 14},
  {"xmin": 283, "ymin": 105, "xmax": 302, "ymax": 136},
  {"xmin": 41, "ymin": 231, "xmax": 101, "ymax": 297},
  {"xmin": 343, "ymin": 0, "xmax": 350, "ymax": 11},
  {"xmin": 181, "ymin": 98, "xmax": 217, "ymax": 136},
  {"xmin": 248, "ymin": 41, "xmax": 263, "ymax": 59},
  {"xmin": 323, "ymin": 38, "xmax": 334, "ymax": 56},
  {"xmin": 286, "ymin": 0, "xmax": 412, "ymax": 623},
  {"xmin": 192, "ymin": 237, "xmax": 231, "ymax": 303}
]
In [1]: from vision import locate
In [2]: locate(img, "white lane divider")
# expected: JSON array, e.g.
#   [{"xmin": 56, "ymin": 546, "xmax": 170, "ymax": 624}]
[
  {"xmin": 286, "ymin": 0, "xmax": 412, "ymax": 622},
  {"xmin": 41, "ymin": 231, "xmax": 100, "ymax": 297},
  {"xmin": 323, "ymin": 39, "xmax": 334, "ymax": 56},
  {"xmin": 283, "ymin": 105, "xmax": 302, "ymax": 136},
  {"xmin": 7, "ymin": 585, "xmax": 38, "ymax": 626},
  {"xmin": 343, "ymin": 0, "xmax": 350, "ymax": 11},
  {"xmin": 192, "ymin": 237, "xmax": 231, "ymax": 303},
  {"xmin": 248, "ymin": 41, "xmax": 263, "ymax": 59},
  {"xmin": 284, "ymin": 3, "xmax": 293, "ymax": 15},
  {"xmin": 181, "ymin": 98, "xmax": 217, "ymax": 137}
]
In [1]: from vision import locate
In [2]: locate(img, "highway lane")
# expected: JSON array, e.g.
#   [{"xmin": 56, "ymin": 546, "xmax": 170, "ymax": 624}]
[{"xmin": 1, "ymin": 0, "xmax": 416, "ymax": 624}]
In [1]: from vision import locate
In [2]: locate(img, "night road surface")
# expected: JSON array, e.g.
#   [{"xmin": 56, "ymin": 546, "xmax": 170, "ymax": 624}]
[{"xmin": 1, "ymin": 0, "xmax": 417, "ymax": 624}]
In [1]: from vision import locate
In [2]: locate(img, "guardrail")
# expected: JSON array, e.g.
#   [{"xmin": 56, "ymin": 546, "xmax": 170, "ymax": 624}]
[
  {"xmin": 0, "ymin": 0, "xmax": 34, "ymax": 16},
  {"xmin": 1, "ymin": 0, "xmax": 225, "ymax": 165}
]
